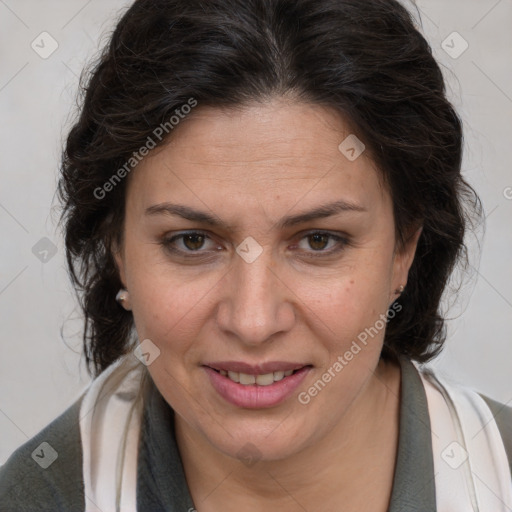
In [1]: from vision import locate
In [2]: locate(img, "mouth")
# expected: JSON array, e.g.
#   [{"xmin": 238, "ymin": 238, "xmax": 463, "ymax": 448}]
[
  {"xmin": 207, "ymin": 367, "xmax": 306, "ymax": 386},
  {"xmin": 202, "ymin": 362, "xmax": 313, "ymax": 408}
]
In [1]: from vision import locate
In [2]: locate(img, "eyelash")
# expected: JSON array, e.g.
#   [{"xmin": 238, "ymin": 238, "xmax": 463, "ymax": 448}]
[{"xmin": 160, "ymin": 230, "xmax": 350, "ymax": 259}]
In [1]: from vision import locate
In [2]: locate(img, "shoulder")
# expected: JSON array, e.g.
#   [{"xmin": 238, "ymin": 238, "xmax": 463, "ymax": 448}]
[
  {"xmin": 479, "ymin": 394, "xmax": 512, "ymax": 475},
  {"xmin": 404, "ymin": 360, "xmax": 512, "ymax": 476},
  {"xmin": 0, "ymin": 393, "xmax": 86, "ymax": 512}
]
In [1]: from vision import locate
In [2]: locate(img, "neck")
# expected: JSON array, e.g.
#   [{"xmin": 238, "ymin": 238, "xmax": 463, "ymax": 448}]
[{"xmin": 175, "ymin": 358, "xmax": 401, "ymax": 512}]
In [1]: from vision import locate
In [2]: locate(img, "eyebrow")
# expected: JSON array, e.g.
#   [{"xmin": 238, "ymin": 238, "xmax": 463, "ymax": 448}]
[{"xmin": 144, "ymin": 199, "xmax": 367, "ymax": 230}]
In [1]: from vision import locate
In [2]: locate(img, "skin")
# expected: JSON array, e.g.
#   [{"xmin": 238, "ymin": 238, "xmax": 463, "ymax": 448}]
[{"xmin": 114, "ymin": 96, "xmax": 422, "ymax": 511}]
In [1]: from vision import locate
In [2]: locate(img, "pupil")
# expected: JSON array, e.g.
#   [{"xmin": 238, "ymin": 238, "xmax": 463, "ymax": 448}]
[
  {"xmin": 309, "ymin": 234, "xmax": 328, "ymax": 250},
  {"xmin": 184, "ymin": 234, "xmax": 205, "ymax": 250}
]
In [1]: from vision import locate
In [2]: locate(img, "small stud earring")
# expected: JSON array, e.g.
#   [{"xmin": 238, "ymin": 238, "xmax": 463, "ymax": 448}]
[
  {"xmin": 394, "ymin": 284, "xmax": 405, "ymax": 295},
  {"xmin": 116, "ymin": 289, "xmax": 131, "ymax": 310},
  {"xmin": 116, "ymin": 289, "xmax": 128, "ymax": 302}
]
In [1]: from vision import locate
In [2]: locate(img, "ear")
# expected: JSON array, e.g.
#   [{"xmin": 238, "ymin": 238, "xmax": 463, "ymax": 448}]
[
  {"xmin": 390, "ymin": 224, "xmax": 423, "ymax": 300},
  {"xmin": 112, "ymin": 241, "xmax": 127, "ymax": 289},
  {"xmin": 112, "ymin": 245, "xmax": 133, "ymax": 311}
]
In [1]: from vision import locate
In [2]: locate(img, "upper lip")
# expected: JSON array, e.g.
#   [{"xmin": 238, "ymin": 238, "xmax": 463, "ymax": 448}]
[{"xmin": 204, "ymin": 361, "xmax": 310, "ymax": 375}]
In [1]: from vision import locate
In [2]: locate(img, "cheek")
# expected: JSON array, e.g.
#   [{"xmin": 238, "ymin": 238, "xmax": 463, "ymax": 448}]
[
  {"xmin": 128, "ymin": 264, "xmax": 220, "ymax": 353},
  {"xmin": 295, "ymin": 259, "xmax": 393, "ymax": 335},
  {"xmin": 292, "ymin": 271, "xmax": 394, "ymax": 390},
  {"xmin": 294, "ymin": 274, "xmax": 392, "ymax": 416}
]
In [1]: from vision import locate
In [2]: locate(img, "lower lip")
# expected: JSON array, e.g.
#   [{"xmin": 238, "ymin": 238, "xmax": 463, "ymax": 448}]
[{"xmin": 203, "ymin": 366, "xmax": 311, "ymax": 409}]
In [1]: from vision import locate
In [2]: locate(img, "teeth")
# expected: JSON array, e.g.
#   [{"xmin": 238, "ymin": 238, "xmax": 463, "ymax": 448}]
[
  {"xmin": 228, "ymin": 371, "xmax": 240, "ymax": 383},
  {"xmin": 239, "ymin": 373, "xmax": 256, "ymax": 385},
  {"xmin": 220, "ymin": 369, "xmax": 297, "ymax": 386},
  {"xmin": 255, "ymin": 373, "xmax": 274, "ymax": 386},
  {"xmin": 273, "ymin": 370, "xmax": 284, "ymax": 381}
]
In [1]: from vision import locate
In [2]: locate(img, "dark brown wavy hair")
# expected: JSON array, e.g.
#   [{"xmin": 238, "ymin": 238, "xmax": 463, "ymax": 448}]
[{"xmin": 58, "ymin": 0, "xmax": 482, "ymax": 378}]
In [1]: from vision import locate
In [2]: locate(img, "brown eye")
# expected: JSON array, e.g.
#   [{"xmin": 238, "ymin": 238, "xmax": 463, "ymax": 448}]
[
  {"xmin": 294, "ymin": 231, "xmax": 349, "ymax": 257},
  {"xmin": 183, "ymin": 233, "xmax": 205, "ymax": 250},
  {"xmin": 161, "ymin": 231, "xmax": 222, "ymax": 257},
  {"xmin": 307, "ymin": 233, "xmax": 330, "ymax": 251}
]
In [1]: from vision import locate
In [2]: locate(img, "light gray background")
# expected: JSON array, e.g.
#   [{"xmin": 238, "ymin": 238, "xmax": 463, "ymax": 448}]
[{"xmin": 1, "ymin": 0, "xmax": 511, "ymax": 465}]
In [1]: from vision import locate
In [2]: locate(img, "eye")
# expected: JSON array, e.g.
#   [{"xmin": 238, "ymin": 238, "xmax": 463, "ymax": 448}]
[
  {"xmin": 303, "ymin": 233, "xmax": 331, "ymax": 251},
  {"xmin": 161, "ymin": 231, "xmax": 221, "ymax": 255},
  {"xmin": 181, "ymin": 233, "xmax": 207, "ymax": 251},
  {"xmin": 295, "ymin": 231, "xmax": 349, "ymax": 256}
]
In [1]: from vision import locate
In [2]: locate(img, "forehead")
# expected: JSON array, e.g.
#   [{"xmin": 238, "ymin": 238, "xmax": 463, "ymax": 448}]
[{"xmin": 127, "ymin": 98, "xmax": 388, "ymax": 217}]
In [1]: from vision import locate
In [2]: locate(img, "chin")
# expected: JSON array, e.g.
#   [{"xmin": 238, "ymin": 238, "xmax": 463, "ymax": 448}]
[{"xmin": 200, "ymin": 416, "xmax": 314, "ymax": 464}]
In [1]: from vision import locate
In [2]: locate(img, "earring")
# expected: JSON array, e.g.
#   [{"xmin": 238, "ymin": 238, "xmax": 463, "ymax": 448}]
[
  {"xmin": 394, "ymin": 284, "xmax": 405, "ymax": 295},
  {"xmin": 116, "ymin": 288, "xmax": 131, "ymax": 310}
]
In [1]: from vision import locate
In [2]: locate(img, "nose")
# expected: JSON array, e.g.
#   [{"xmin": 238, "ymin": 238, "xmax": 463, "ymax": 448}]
[{"xmin": 216, "ymin": 250, "xmax": 296, "ymax": 346}]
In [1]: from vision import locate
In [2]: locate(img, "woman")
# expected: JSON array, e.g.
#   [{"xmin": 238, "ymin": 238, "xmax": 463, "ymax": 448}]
[{"xmin": 1, "ymin": 0, "xmax": 511, "ymax": 510}]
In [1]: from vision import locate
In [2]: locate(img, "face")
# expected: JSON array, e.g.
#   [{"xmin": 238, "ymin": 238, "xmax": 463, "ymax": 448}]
[{"xmin": 114, "ymin": 97, "xmax": 419, "ymax": 462}]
